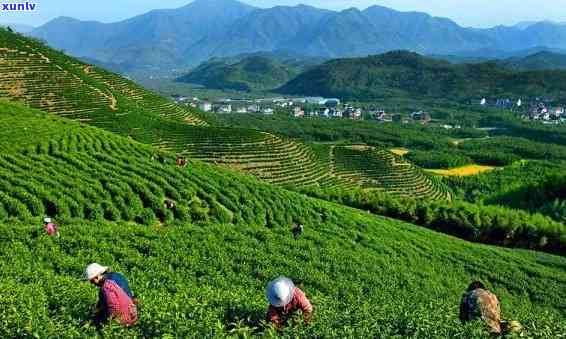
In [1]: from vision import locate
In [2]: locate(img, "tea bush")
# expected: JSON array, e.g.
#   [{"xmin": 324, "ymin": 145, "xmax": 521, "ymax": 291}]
[{"xmin": 1, "ymin": 212, "xmax": 564, "ymax": 338}]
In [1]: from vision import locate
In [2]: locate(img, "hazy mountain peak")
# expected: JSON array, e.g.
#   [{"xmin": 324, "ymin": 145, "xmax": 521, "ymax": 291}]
[{"xmin": 29, "ymin": 2, "xmax": 566, "ymax": 74}]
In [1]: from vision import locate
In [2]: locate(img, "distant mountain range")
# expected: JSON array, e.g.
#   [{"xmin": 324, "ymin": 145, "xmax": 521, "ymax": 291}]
[
  {"xmin": 176, "ymin": 52, "xmax": 325, "ymax": 91},
  {"xmin": 29, "ymin": 0, "xmax": 566, "ymax": 74},
  {"xmin": 278, "ymin": 51, "xmax": 566, "ymax": 101}
]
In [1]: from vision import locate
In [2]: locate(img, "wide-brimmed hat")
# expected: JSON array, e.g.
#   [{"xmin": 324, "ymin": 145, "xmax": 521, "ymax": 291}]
[
  {"xmin": 84, "ymin": 263, "xmax": 108, "ymax": 280},
  {"xmin": 266, "ymin": 277, "xmax": 295, "ymax": 307}
]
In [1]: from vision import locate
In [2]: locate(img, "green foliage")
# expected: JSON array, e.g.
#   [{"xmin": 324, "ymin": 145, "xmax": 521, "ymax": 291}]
[
  {"xmin": 407, "ymin": 150, "xmax": 473, "ymax": 169},
  {"xmin": 1, "ymin": 207, "xmax": 565, "ymax": 338},
  {"xmin": 178, "ymin": 56, "xmax": 301, "ymax": 92},
  {"xmin": 301, "ymin": 186, "xmax": 566, "ymax": 255}
]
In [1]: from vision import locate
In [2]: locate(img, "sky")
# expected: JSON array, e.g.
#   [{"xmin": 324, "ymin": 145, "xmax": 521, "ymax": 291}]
[{"xmin": 2, "ymin": 0, "xmax": 566, "ymax": 28}]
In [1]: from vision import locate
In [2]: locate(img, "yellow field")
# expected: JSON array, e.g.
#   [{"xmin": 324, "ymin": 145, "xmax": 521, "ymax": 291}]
[
  {"xmin": 426, "ymin": 165, "xmax": 497, "ymax": 176},
  {"xmin": 390, "ymin": 148, "xmax": 409, "ymax": 156}
]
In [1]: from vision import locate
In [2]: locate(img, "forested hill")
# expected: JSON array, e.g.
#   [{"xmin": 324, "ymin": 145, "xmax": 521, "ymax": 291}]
[
  {"xmin": 499, "ymin": 51, "xmax": 566, "ymax": 70},
  {"xmin": 278, "ymin": 51, "xmax": 566, "ymax": 101},
  {"xmin": 177, "ymin": 55, "xmax": 301, "ymax": 91}
]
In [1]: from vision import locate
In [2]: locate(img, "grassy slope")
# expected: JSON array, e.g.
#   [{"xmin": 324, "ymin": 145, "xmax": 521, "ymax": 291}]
[{"xmin": 0, "ymin": 100, "xmax": 564, "ymax": 337}]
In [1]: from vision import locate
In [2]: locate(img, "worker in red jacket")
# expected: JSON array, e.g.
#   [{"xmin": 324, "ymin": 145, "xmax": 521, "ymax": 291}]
[
  {"xmin": 43, "ymin": 217, "xmax": 59, "ymax": 237},
  {"xmin": 266, "ymin": 277, "xmax": 313, "ymax": 328},
  {"xmin": 84, "ymin": 263, "xmax": 138, "ymax": 327}
]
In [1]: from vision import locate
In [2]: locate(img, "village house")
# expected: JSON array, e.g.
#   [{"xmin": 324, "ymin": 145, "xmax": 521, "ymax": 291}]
[
  {"xmin": 372, "ymin": 109, "xmax": 390, "ymax": 121},
  {"xmin": 199, "ymin": 101, "xmax": 212, "ymax": 112},
  {"xmin": 293, "ymin": 106, "xmax": 305, "ymax": 118},
  {"xmin": 330, "ymin": 108, "xmax": 343, "ymax": 118},
  {"xmin": 343, "ymin": 106, "xmax": 362, "ymax": 119},
  {"xmin": 247, "ymin": 104, "xmax": 260, "ymax": 113},
  {"xmin": 216, "ymin": 104, "xmax": 232, "ymax": 114},
  {"xmin": 318, "ymin": 107, "xmax": 330, "ymax": 118},
  {"xmin": 411, "ymin": 111, "xmax": 432, "ymax": 124},
  {"xmin": 324, "ymin": 98, "xmax": 341, "ymax": 108}
]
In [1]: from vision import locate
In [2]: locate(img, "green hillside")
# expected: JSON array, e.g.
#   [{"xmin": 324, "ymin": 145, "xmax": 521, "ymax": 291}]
[
  {"xmin": 500, "ymin": 51, "xmax": 566, "ymax": 71},
  {"xmin": 0, "ymin": 102, "xmax": 564, "ymax": 337},
  {"xmin": 177, "ymin": 56, "xmax": 301, "ymax": 91},
  {"xmin": 0, "ymin": 28, "xmax": 449, "ymax": 200},
  {"xmin": 279, "ymin": 50, "xmax": 566, "ymax": 101},
  {"xmin": 0, "ymin": 29, "xmax": 206, "ymax": 127}
]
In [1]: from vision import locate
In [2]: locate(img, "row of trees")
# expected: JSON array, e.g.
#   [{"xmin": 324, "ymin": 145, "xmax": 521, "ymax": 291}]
[{"xmin": 301, "ymin": 186, "xmax": 566, "ymax": 256}]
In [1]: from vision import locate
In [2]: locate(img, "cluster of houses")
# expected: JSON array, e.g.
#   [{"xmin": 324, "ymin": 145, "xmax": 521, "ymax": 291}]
[
  {"xmin": 296, "ymin": 103, "xmax": 363, "ymax": 120},
  {"xmin": 372, "ymin": 110, "xmax": 432, "ymax": 124},
  {"xmin": 474, "ymin": 96, "xmax": 566, "ymax": 124},
  {"xmin": 173, "ymin": 95, "xmax": 432, "ymax": 123},
  {"xmin": 522, "ymin": 102, "xmax": 566, "ymax": 123},
  {"xmin": 475, "ymin": 97, "xmax": 523, "ymax": 109}
]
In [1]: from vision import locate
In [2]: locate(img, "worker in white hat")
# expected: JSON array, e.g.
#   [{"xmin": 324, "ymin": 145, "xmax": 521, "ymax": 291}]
[
  {"xmin": 266, "ymin": 276, "xmax": 313, "ymax": 328},
  {"xmin": 43, "ymin": 217, "xmax": 59, "ymax": 237},
  {"xmin": 84, "ymin": 263, "xmax": 138, "ymax": 327}
]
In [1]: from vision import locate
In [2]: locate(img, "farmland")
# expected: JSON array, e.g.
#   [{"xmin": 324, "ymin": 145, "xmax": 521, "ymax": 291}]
[
  {"xmin": 0, "ymin": 99, "xmax": 564, "ymax": 337},
  {"xmin": 426, "ymin": 165, "xmax": 497, "ymax": 177},
  {"xmin": 0, "ymin": 26, "xmax": 565, "ymax": 338},
  {"xmin": 0, "ymin": 28, "xmax": 448, "ymax": 199}
]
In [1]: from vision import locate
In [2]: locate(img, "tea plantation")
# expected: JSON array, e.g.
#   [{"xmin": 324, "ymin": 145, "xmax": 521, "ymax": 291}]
[
  {"xmin": 0, "ymin": 28, "xmax": 449, "ymax": 199},
  {"xmin": 0, "ymin": 28, "xmax": 565, "ymax": 338},
  {"xmin": 0, "ymin": 99, "xmax": 564, "ymax": 337}
]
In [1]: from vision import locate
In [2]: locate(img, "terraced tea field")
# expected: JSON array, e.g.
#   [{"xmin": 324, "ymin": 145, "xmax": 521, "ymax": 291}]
[
  {"xmin": 0, "ymin": 105, "xmax": 318, "ymax": 226},
  {"xmin": 0, "ymin": 54, "xmax": 564, "ymax": 337},
  {"xmin": 0, "ymin": 29, "xmax": 206, "ymax": 128},
  {"xmin": 0, "ymin": 108, "xmax": 563, "ymax": 337},
  {"xmin": 331, "ymin": 146, "xmax": 451, "ymax": 200},
  {"xmin": 0, "ymin": 28, "xmax": 449, "ymax": 201}
]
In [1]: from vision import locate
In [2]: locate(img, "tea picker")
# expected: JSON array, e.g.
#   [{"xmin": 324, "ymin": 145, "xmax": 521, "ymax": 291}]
[
  {"xmin": 84, "ymin": 263, "xmax": 138, "ymax": 327},
  {"xmin": 292, "ymin": 224, "xmax": 304, "ymax": 239},
  {"xmin": 459, "ymin": 281, "xmax": 522, "ymax": 335},
  {"xmin": 266, "ymin": 276, "xmax": 313, "ymax": 328},
  {"xmin": 43, "ymin": 217, "xmax": 59, "ymax": 237}
]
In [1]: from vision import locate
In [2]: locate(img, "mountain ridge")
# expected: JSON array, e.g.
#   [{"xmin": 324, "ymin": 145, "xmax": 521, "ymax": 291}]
[
  {"xmin": 278, "ymin": 50, "xmax": 566, "ymax": 101},
  {"xmin": 30, "ymin": 0, "xmax": 566, "ymax": 75}
]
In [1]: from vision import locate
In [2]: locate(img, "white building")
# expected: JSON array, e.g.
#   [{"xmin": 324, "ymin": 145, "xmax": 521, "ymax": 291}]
[
  {"xmin": 247, "ymin": 104, "xmax": 260, "ymax": 113},
  {"xmin": 199, "ymin": 102, "xmax": 212, "ymax": 112},
  {"xmin": 218, "ymin": 104, "xmax": 232, "ymax": 114}
]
